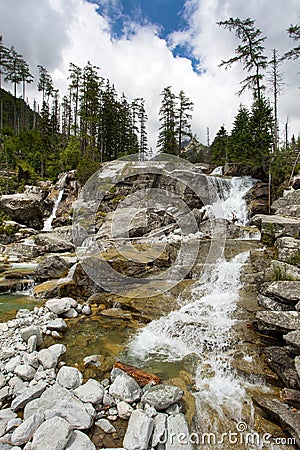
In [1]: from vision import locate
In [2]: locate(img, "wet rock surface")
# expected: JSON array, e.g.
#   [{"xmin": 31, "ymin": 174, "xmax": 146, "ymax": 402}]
[{"xmin": 251, "ymin": 186, "xmax": 300, "ymax": 445}]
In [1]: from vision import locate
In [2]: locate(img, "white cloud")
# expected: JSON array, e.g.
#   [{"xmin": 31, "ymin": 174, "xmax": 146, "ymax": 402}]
[{"xmin": 0, "ymin": 0, "xmax": 299, "ymax": 149}]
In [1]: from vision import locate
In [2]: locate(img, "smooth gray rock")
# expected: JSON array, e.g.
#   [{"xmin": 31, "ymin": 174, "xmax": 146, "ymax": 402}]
[
  {"xmin": 74, "ymin": 379, "xmax": 103, "ymax": 404},
  {"xmin": 151, "ymin": 413, "xmax": 167, "ymax": 447},
  {"xmin": 56, "ymin": 366, "xmax": 83, "ymax": 389},
  {"xmin": 95, "ymin": 418, "xmax": 116, "ymax": 434},
  {"xmin": 109, "ymin": 373, "xmax": 142, "ymax": 404},
  {"xmin": 23, "ymin": 384, "xmax": 69, "ymax": 420},
  {"xmin": 20, "ymin": 326, "xmax": 43, "ymax": 346},
  {"xmin": 83, "ymin": 355, "xmax": 102, "ymax": 368},
  {"xmin": 45, "ymin": 394, "xmax": 95, "ymax": 429},
  {"xmin": 37, "ymin": 349, "xmax": 58, "ymax": 370},
  {"xmin": 117, "ymin": 401, "xmax": 133, "ymax": 419},
  {"xmin": 11, "ymin": 381, "xmax": 47, "ymax": 411},
  {"xmin": 46, "ymin": 318, "xmax": 67, "ymax": 331},
  {"xmin": 5, "ymin": 356, "xmax": 22, "ymax": 373},
  {"xmin": 166, "ymin": 414, "xmax": 193, "ymax": 450},
  {"xmin": 141, "ymin": 385, "xmax": 183, "ymax": 411},
  {"xmin": 45, "ymin": 298, "xmax": 74, "ymax": 315},
  {"xmin": 6, "ymin": 418, "xmax": 22, "ymax": 433},
  {"xmin": 34, "ymin": 257, "xmax": 69, "ymax": 282},
  {"xmin": 11, "ymin": 412, "xmax": 44, "ymax": 446},
  {"xmin": 123, "ymin": 409, "xmax": 153, "ymax": 450},
  {"xmin": 0, "ymin": 386, "xmax": 10, "ymax": 402},
  {"xmin": 63, "ymin": 308, "xmax": 78, "ymax": 318},
  {"xmin": 27, "ymin": 335, "xmax": 38, "ymax": 353},
  {"xmin": 14, "ymin": 364, "xmax": 36, "ymax": 381},
  {"xmin": 36, "ymin": 344, "xmax": 66, "ymax": 370},
  {"xmin": 65, "ymin": 430, "xmax": 96, "ymax": 449},
  {"xmin": 0, "ymin": 409, "xmax": 17, "ymax": 437},
  {"xmin": 31, "ymin": 416, "xmax": 72, "ymax": 450}
]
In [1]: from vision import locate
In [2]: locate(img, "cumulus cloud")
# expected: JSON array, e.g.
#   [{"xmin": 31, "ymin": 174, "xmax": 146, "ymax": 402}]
[{"xmin": 0, "ymin": 0, "xmax": 299, "ymax": 149}]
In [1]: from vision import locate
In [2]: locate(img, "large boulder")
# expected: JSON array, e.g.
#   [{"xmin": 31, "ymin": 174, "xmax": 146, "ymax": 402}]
[
  {"xmin": 251, "ymin": 214, "xmax": 300, "ymax": 245},
  {"xmin": 0, "ymin": 193, "xmax": 50, "ymax": 229},
  {"xmin": 271, "ymin": 189, "xmax": 300, "ymax": 215},
  {"xmin": 33, "ymin": 256, "xmax": 70, "ymax": 281},
  {"xmin": 141, "ymin": 384, "xmax": 184, "ymax": 410},
  {"xmin": 276, "ymin": 237, "xmax": 300, "ymax": 266},
  {"xmin": 244, "ymin": 182, "xmax": 269, "ymax": 216},
  {"xmin": 123, "ymin": 409, "xmax": 153, "ymax": 450},
  {"xmin": 260, "ymin": 281, "xmax": 300, "ymax": 304}
]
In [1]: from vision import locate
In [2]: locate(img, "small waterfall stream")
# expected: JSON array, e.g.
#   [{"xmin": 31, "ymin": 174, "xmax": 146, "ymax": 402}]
[{"xmin": 43, "ymin": 174, "xmax": 68, "ymax": 231}]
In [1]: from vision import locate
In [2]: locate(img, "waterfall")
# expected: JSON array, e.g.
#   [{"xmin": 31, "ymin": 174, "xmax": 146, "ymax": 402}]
[
  {"xmin": 125, "ymin": 175, "xmax": 269, "ymax": 448},
  {"xmin": 205, "ymin": 176, "xmax": 256, "ymax": 225},
  {"xmin": 43, "ymin": 174, "xmax": 68, "ymax": 232}
]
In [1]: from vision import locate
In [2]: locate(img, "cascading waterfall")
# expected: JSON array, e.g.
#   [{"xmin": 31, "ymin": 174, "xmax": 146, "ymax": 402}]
[
  {"xmin": 125, "ymin": 175, "xmax": 276, "ymax": 449},
  {"xmin": 206, "ymin": 176, "xmax": 256, "ymax": 225},
  {"xmin": 43, "ymin": 174, "xmax": 68, "ymax": 232}
]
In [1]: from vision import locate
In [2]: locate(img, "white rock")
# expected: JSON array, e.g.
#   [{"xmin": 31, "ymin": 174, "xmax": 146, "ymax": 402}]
[
  {"xmin": 65, "ymin": 430, "xmax": 96, "ymax": 450},
  {"xmin": 63, "ymin": 308, "xmax": 78, "ymax": 318},
  {"xmin": 11, "ymin": 381, "xmax": 47, "ymax": 411},
  {"xmin": 117, "ymin": 401, "xmax": 133, "ymax": 419},
  {"xmin": 31, "ymin": 416, "xmax": 72, "ymax": 450},
  {"xmin": 6, "ymin": 418, "xmax": 22, "ymax": 433},
  {"xmin": 0, "ymin": 386, "xmax": 10, "ymax": 402},
  {"xmin": 151, "ymin": 413, "xmax": 167, "ymax": 447},
  {"xmin": 95, "ymin": 418, "xmax": 116, "ymax": 434},
  {"xmin": 166, "ymin": 414, "xmax": 193, "ymax": 450},
  {"xmin": 37, "ymin": 349, "xmax": 57, "ymax": 370},
  {"xmin": 45, "ymin": 298, "xmax": 71, "ymax": 315},
  {"xmin": 123, "ymin": 409, "xmax": 154, "ymax": 450},
  {"xmin": 46, "ymin": 318, "xmax": 67, "ymax": 331},
  {"xmin": 27, "ymin": 335, "xmax": 37, "ymax": 353},
  {"xmin": 14, "ymin": 364, "xmax": 36, "ymax": 381},
  {"xmin": 5, "ymin": 356, "xmax": 22, "ymax": 373},
  {"xmin": 0, "ymin": 373, "xmax": 6, "ymax": 389},
  {"xmin": 45, "ymin": 394, "xmax": 95, "ymax": 430},
  {"xmin": 20, "ymin": 326, "xmax": 43, "ymax": 346},
  {"xmin": 74, "ymin": 379, "xmax": 103, "ymax": 404},
  {"xmin": 56, "ymin": 366, "xmax": 83, "ymax": 389},
  {"xmin": 109, "ymin": 373, "xmax": 142, "ymax": 403},
  {"xmin": 83, "ymin": 355, "xmax": 101, "ymax": 367},
  {"xmin": 11, "ymin": 412, "xmax": 44, "ymax": 446}
]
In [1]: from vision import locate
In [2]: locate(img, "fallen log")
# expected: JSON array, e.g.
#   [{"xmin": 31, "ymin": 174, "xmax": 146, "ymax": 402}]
[{"xmin": 114, "ymin": 361, "xmax": 161, "ymax": 386}]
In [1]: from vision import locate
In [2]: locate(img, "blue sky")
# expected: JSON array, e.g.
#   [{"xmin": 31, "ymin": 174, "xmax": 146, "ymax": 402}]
[
  {"xmin": 90, "ymin": 0, "xmax": 187, "ymax": 38},
  {"xmin": 88, "ymin": 0, "xmax": 200, "ymax": 70}
]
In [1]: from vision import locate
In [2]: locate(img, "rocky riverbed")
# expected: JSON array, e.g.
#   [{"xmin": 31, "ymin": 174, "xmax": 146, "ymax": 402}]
[
  {"xmin": 250, "ymin": 188, "xmax": 300, "ymax": 447},
  {"xmin": 0, "ymin": 165, "xmax": 299, "ymax": 449}
]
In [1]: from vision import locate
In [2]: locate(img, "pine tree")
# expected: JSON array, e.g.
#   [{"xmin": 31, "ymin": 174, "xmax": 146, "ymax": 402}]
[
  {"xmin": 37, "ymin": 65, "xmax": 53, "ymax": 104},
  {"xmin": 176, "ymin": 90, "xmax": 193, "ymax": 156},
  {"xmin": 217, "ymin": 17, "xmax": 268, "ymax": 101},
  {"xmin": 229, "ymin": 104, "xmax": 252, "ymax": 163},
  {"xmin": 157, "ymin": 86, "xmax": 177, "ymax": 154},
  {"xmin": 283, "ymin": 22, "xmax": 300, "ymax": 61},
  {"xmin": 249, "ymin": 96, "xmax": 274, "ymax": 169},
  {"xmin": 210, "ymin": 125, "xmax": 228, "ymax": 165}
]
